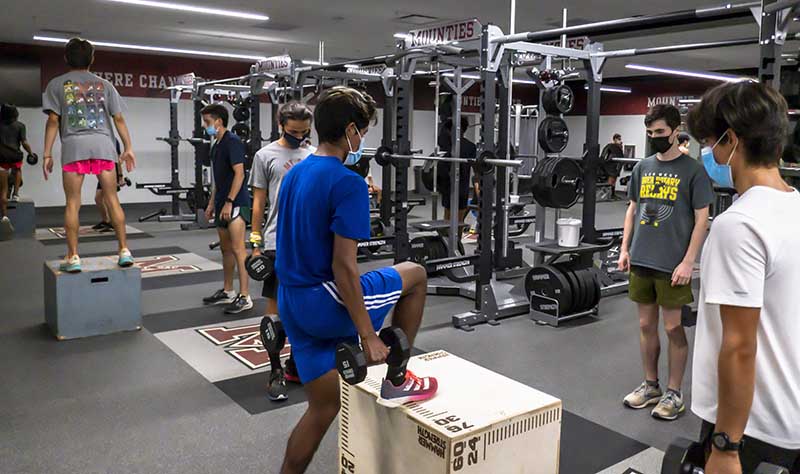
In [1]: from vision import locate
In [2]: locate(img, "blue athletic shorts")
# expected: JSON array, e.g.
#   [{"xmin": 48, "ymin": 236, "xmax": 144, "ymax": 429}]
[{"xmin": 277, "ymin": 267, "xmax": 403, "ymax": 383}]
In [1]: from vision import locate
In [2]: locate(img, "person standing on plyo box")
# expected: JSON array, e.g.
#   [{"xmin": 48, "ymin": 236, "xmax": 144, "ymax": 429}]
[
  {"xmin": 249, "ymin": 101, "xmax": 314, "ymax": 401},
  {"xmin": 275, "ymin": 87, "xmax": 437, "ymax": 474},
  {"xmin": 618, "ymin": 104, "xmax": 714, "ymax": 421},
  {"xmin": 201, "ymin": 104, "xmax": 253, "ymax": 314},
  {"xmin": 42, "ymin": 37, "xmax": 136, "ymax": 272}
]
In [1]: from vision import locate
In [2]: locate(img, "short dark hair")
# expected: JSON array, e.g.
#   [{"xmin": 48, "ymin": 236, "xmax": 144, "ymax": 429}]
[
  {"xmin": 65, "ymin": 37, "xmax": 95, "ymax": 69},
  {"xmin": 201, "ymin": 103, "xmax": 229, "ymax": 127},
  {"xmin": 677, "ymin": 132, "xmax": 691, "ymax": 145},
  {"xmin": 687, "ymin": 81, "xmax": 788, "ymax": 168},
  {"xmin": 314, "ymin": 86, "xmax": 377, "ymax": 143},
  {"xmin": 644, "ymin": 104, "xmax": 682, "ymax": 131},
  {"xmin": 612, "ymin": 133, "xmax": 622, "ymax": 141},
  {"xmin": 0, "ymin": 103, "xmax": 18, "ymax": 124},
  {"xmin": 278, "ymin": 101, "xmax": 312, "ymax": 127}
]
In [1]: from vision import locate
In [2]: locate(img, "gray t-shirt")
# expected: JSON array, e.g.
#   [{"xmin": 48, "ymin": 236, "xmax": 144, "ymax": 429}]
[
  {"xmin": 627, "ymin": 154, "xmax": 714, "ymax": 273},
  {"xmin": 249, "ymin": 140, "xmax": 315, "ymax": 250},
  {"xmin": 43, "ymin": 70, "xmax": 125, "ymax": 165}
]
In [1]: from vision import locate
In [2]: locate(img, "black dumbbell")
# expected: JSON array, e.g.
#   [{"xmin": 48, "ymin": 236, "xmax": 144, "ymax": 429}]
[
  {"xmin": 259, "ymin": 316, "xmax": 285, "ymax": 354},
  {"xmin": 336, "ymin": 327, "xmax": 411, "ymax": 385},
  {"xmin": 26, "ymin": 153, "xmax": 38, "ymax": 165},
  {"xmin": 245, "ymin": 253, "xmax": 274, "ymax": 281},
  {"xmin": 661, "ymin": 437, "xmax": 789, "ymax": 474}
]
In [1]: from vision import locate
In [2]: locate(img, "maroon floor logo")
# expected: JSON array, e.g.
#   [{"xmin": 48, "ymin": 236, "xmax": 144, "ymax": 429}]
[
  {"xmin": 197, "ymin": 323, "xmax": 291, "ymax": 370},
  {"xmin": 135, "ymin": 255, "xmax": 200, "ymax": 274}
]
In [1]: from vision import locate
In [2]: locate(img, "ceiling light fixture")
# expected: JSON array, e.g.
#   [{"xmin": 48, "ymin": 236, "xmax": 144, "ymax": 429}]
[
  {"xmin": 584, "ymin": 84, "xmax": 633, "ymax": 94},
  {"xmin": 678, "ymin": 98, "xmax": 701, "ymax": 104},
  {"xmin": 105, "ymin": 0, "xmax": 268, "ymax": 21},
  {"xmin": 625, "ymin": 63, "xmax": 754, "ymax": 83},
  {"xmin": 32, "ymin": 35, "xmax": 266, "ymax": 61}
]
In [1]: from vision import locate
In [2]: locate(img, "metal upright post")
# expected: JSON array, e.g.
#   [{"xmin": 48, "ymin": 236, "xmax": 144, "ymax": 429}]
[
  {"xmin": 393, "ymin": 60, "xmax": 413, "ymax": 263},
  {"xmin": 759, "ymin": 0, "xmax": 786, "ymax": 87},
  {"xmin": 494, "ymin": 61, "xmax": 511, "ymax": 268},
  {"xmin": 168, "ymin": 90, "xmax": 181, "ymax": 216},
  {"xmin": 582, "ymin": 45, "xmax": 604, "ymax": 245},
  {"xmin": 450, "ymin": 68, "xmax": 463, "ymax": 257},
  {"xmin": 192, "ymin": 98, "xmax": 206, "ymax": 224},
  {"xmin": 380, "ymin": 88, "xmax": 394, "ymax": 227}
]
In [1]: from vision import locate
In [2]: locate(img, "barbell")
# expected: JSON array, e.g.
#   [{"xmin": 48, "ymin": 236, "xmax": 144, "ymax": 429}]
[{"xmin": 371, "ymin": 146, "xmax": 523, "ymax": 172}]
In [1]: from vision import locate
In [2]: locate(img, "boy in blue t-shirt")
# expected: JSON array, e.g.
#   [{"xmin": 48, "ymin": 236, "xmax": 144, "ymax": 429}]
[{"xmin": 275, "ymin": 86, "xmax": 437, "ymax": 473}]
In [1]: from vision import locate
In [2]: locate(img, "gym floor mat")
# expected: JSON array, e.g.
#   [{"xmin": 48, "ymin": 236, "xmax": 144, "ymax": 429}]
[
  {"xmin": 35, "ymin": 224, "xmax": 151, "ymax": 245},
  {"xmin": 560, "ymin": 410, "xmax": 649, "ymax": 473},
  {"xmin": 78, "ymin": 246, "xmax": 187, "ymax": 258}
]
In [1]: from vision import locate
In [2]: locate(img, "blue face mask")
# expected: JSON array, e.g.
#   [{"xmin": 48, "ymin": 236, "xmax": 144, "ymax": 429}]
[
  {"xmin": 205, "ymin": 124, "xmax": 217, "ymax": 138},
  {"xmin": 344, "ymin": 128, "xmax": 364, "ymax": 166},
  {"xmin": 701, "ymin": 130, "xmax": 737, "ymax": 188}
]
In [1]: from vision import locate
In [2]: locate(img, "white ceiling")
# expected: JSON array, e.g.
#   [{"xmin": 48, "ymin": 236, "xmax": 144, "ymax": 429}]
[{"xmin": 1, "ymin": 0, "xmax": 798, "ymax": 77}]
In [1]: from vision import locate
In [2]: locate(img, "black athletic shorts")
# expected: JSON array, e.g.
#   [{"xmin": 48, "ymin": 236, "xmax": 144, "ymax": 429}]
[
  {"xmin": 214, "ymin": 206, "xmax": 242, "ymax": 228},
  {"xmin": 261, "ymin": 250, "xmax": 278, "ymax": 299},
  {"xmin": 700, "ymin": 420, "xmax": 800, "ymax": 473}
]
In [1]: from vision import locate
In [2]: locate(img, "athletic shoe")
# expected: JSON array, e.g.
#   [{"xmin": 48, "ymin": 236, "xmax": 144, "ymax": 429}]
[
  {"xmin": 377, "ymin": 370, "xmax": 438, "ymax": 408},
  {"xmin": 0, "ymin": 216, "xmax": 14, "ymax": 235},
  {"xmin": 91, "ymin": 221, "xmax": 109, "ymax": 231},
  {"xmin": 285, "ymin": 356, "xmax": 301, "ymax": 384},
  {"xmin": 651, "ymin": 390, "xmax": 685, "ymax": 421},
  {"xmin": 118, "ymin": 249, "xmax": 134, "ymax": 267},
  {"xmin": 203, "ymin": 289, "xmax": 236, "ymax": 305},
  {"xmin": 10, "ymin": 193, "xmax": 19, "ymax": 202},
  {"xmin": 59, "ymin": 255, "xmax": 82, "ymax": 273},
  {"xmin": 267, "ymin": 368, "xmax": 288, "ymax": 402},
  {"xmin": 98, "ymin": 222, "xmax": 114, "ymax": 233},
  {"xmin": 623, "ymin": 381, "xmax": 663, "ymax": 409},
  {"xmin": 224, "ymin": 294, "xmax": 254, "ymax": 314}
]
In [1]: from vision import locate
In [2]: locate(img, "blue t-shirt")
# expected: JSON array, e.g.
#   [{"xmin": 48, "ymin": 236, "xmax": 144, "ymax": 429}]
[
  {"xmin": 275, "ymin": 154, "xmax": 371, "ymax": 287},
  {"xmin": 211, "ymin": 130, "xmax": 251, "ymax": 209}
]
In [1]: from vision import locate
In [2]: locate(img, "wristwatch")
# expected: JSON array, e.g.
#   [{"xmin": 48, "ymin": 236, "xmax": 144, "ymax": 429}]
[
  {"xmin": 711, "ymin": 432, "xmax": 743, "ymax": 452},
  {"xmin": 225, "ymin": 197, "xmax": 234, "ymax": 204}
]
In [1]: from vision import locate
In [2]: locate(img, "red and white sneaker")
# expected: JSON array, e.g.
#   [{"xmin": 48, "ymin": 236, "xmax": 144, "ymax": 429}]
[{"xmin": 377, "ymin": 370, "xmax": 438, "ymax": 408}]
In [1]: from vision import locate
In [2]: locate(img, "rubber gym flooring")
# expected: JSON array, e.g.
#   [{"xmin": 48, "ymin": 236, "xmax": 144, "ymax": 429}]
[{"xmin": 0, "ymin": 198, "xmax": 701, "ymax": 474}]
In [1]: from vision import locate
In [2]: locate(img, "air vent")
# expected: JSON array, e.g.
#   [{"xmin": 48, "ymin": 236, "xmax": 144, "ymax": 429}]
[
  {"xmin": 40, "ymin": 28, "xmax": 82, "ymax": 37},
  {"xmin": 395, "ymin": 13, "xmax": 440, "ymax": 25},
  {"xmin": 252, "ymin": 22, "xmax": 298, "ymax": 31}
]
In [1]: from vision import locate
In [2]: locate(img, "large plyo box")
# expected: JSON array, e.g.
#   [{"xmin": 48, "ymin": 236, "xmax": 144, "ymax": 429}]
[
  {"xmin": 44, "ymin": 256, "xmax": 142, "ymax": 340},
  {"xmin": 339, "ymin": 351, "xmax": 562, "ymax": 474}
]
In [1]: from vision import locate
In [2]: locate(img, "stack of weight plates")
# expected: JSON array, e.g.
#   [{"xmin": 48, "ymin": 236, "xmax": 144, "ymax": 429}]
[{"xmin": 524, "ymin": 262, "xmax": 600, "ymax": 315}]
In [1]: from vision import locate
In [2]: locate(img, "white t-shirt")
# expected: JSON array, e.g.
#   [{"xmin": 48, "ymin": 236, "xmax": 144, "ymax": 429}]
[{"xmin": 692, "ymin": 186, "xmax": 800, "ymax": 449}]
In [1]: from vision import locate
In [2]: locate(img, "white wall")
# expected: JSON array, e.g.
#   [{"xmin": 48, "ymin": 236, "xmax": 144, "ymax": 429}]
[
  {"xmin": 563, "ymin": 114, "xmax": 648, "ymax": 158},
  {"xmin": 18, "ymin": 98, "xmax": 272, "ymax": 207}
]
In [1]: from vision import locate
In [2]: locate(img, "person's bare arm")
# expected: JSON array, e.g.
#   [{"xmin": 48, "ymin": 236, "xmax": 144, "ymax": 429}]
[
  {"xmin": 228, "ymin": 163, "xmax": 245, "ymax": 201},
  {"xmin": 618, "ymin": 201, "xmax": 636, "ymax": 271},
  {"xmin": 43, "ymin": 112, "xmax": 60, "ymax": 180},
  {"xmin": 705, "ymin": 305, "xmax": 760, "ymax": 473},
  {"xmin": 332, "ymin": 234, "xmax": 388, "ymax": 364},
  {"xmin": 21, "ymin": 140, "xmax": 33, "ymax": 155},
  {"xmin": 251, "ymin": 187, "xmax": 267, "ymax": 252},
  {"xmin": 112, "ymin": 113, "xmax": 136, "ymax": 172},
  {"xmin": 672, "ymin": 207, "xmax": 709, "ymax": 286}
]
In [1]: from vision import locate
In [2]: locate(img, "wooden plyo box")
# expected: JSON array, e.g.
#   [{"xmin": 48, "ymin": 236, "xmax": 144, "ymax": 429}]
[{"xmin": 339, "ymin": 351, "xmax": 562, "ymax": 474}]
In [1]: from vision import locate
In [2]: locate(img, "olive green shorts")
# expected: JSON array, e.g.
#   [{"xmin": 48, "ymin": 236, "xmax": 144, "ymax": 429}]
[{"xmin": 628, "ymin": 266, "xmax": 693, "ymax": 308}]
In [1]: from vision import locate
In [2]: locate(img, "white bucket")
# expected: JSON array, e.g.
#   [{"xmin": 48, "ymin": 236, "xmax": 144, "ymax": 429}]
[{"xmin": 556, "ymin": 218, "xmax": 581, "ymax": 247}]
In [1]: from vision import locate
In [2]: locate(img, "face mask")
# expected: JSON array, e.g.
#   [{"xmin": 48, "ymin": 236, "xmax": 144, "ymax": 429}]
[
  {"xmin": 648, "ymin": 134, "xmax": 673, "ymax": 154},
  {"xmin": 701, "ymin": 130, "xmax": 737, "ymax": 188},
  {"xmin": 344, "ymin": 128, "xmax": 364, "ymax": 166},
  {"xmin": 283, "ymin": 132, "xmax": 309, "ymax": 149},
  {"xmin": 205, "ymin": 124, "xmax": 217, "ymax": 138}
]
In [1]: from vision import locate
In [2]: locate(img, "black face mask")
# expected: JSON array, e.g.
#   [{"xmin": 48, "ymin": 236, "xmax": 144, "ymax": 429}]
[
  {"xmin": 283, "ymin": 132, "xmax": 309, "ymax": 149},
  {"xmin": 648, "ymin": 135, "xmax": 673, "ymax": 154}
]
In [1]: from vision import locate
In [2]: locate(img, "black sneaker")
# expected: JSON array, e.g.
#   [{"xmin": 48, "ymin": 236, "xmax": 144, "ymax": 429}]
[
  {"xmin": 203, "ymin": 289, "xmax": 236, "ymax": 305},
  {"xmin": 99, "ymin": 222, "xmax": 114, "ymax": 233},
  {"xmin": 267, "ymin": 368, "xmax": 288, "ymax": 402},
  {"xmin": 224, "ymin": 294, "xmax": 254, "ymax": 314},
  {"xmin": 91, "ymin": 221, "xmax": 110, "ymax": 231}
]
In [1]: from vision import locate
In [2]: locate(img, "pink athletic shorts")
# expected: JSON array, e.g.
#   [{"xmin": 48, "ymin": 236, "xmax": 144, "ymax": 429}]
[
  {"xmin": 62, "ymin": 159, "xmax": 116, "ymax": 175},
  {"xmin": 0, "ymin": 162, "xmax": 22, "ymax": 170}
]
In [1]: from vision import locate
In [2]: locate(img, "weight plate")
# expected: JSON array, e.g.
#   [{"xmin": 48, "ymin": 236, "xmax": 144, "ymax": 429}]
[
  {"xmin": 549, "ymin": 158, "xmax": 583, "ymax": 209},
  {"xmin": 231, "ymin": 122, "xmax": 250, "ymax": 140},
  {"xmin": 556, "ymin": 262, "xmax": 581, "ymax": 315},
  {"xmin": 588, "ymin": 270, "xmax": 600, "ymax": 309},
  {"xmin": 537, "ymin": 116, "xmax": 570, "ymax": 154},
  {"xmin": 564, "ymin": 261, "xmax": 589, "ymax": 313},
  {"xmin": 233, "ymin": 106, "xmax": 250, "ymax": 122},
  {"xmin": 524, "ymin": 264, "xmax": 572, "ymax": 313},
  {"xmin": 370, "ymin": 217, "xmax": 385, "ymax": 237},
  {"xmin": 542, "ymin": 84, "xmax": 574, "ymax": 115},
  {"xmin": 409, "ymin": 236, "xmax": 430, "ymax": 266},
  {"xmin": 577, "ymin": 267, "xmax": 595, "ymax": 312}
]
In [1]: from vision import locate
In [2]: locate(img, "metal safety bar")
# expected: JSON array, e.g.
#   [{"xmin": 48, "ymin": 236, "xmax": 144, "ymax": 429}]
[{"xmin": 378, "ymin": 152, "xmax": 524, "ymax": 168}]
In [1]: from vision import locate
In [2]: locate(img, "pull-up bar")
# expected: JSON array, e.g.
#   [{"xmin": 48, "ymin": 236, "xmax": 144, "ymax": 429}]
[{"xmin": 492, "ymin": 1, "xmax": 759, "ymax": 44}]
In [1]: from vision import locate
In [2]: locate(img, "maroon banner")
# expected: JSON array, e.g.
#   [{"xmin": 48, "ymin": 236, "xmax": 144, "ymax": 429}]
[{"xmin": 0, "ymin": 42, "xmax": 252, "ymax": 99}]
